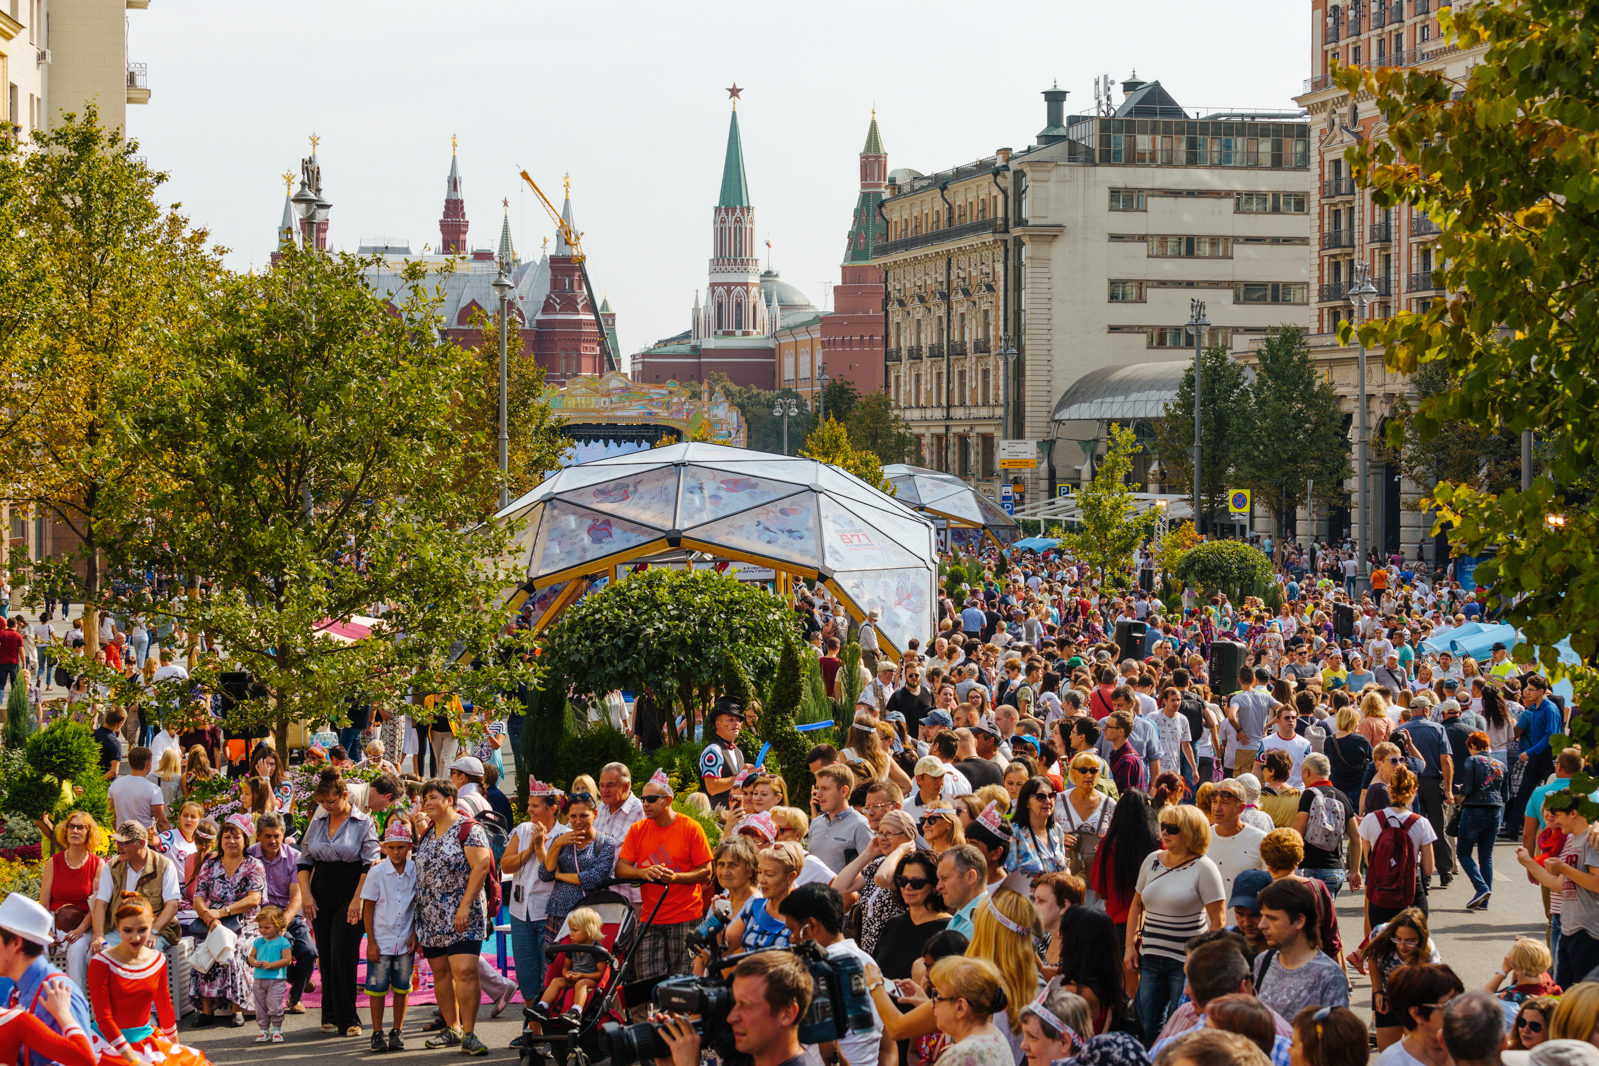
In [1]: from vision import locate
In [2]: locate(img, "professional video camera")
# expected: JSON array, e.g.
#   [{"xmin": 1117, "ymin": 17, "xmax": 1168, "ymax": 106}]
[
  {"xmin": 601, "ymin": 941, "xmax": 873, "ymax": 1065},
  {"xmin": 686, "ymin": 897, "xmax": 733, "ymax": 958}
]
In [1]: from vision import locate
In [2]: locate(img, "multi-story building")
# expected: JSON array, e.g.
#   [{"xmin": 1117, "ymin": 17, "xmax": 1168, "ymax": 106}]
[
  {"xmin": 1293, "ymin": 0, "xmax": 1487, "ymax": 559},
  {"xmin": 1, "ymin": 0, "xmax": 46, "ymax": 138},
  {"xmin": 42, "ymin": 0, "xmax": 150, "ymax": 131},
  {"xmin": 877, "ymin": 78, "xmax": 1311, "ymax": 497}
]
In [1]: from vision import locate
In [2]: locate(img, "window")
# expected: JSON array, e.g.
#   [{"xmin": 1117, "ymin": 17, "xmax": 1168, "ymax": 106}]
[
  {"xmin": 1234, "ymin": 192, "xmax": 1309, "ymax": 214},
  {"xmin": 980, "ymin": 367, "xmax": 991, "ymax": 405},
  {"xmin": 1150, "ymin": 328, "xmax": 1188, "ymax": 348},
  {"xmin": 1108, "ymin": 280, "xmax": 1146, "ymax": 302},
  {"xmin": 1234, "ymin": 282, "xmax": 1309, "ymax": 304},
  {"xmin": 1421, "ymin": 23, "xmax": 1431, "ymax": 41},
  {"xmin": 1109, "ymin": 188, "xmax": 1146, "ymax": 211},
  {"xmin": 1147, "ymin": 236, "xmax": 1232, "ymax": 258}
]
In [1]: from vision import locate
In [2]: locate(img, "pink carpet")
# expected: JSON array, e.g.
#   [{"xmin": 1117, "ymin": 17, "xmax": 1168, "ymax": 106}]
[{"xmin": 296, "ymin": 953, "xmax": 522, "ymax": 1009}]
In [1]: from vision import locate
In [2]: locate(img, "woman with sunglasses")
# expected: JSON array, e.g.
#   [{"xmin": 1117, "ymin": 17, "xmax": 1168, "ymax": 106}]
[
  {"xmin": 1508, "ymin": 994, "xmax": 1556, "ymax": 1050},
  {"xmin": 919, "ymin": 805, "xmax": 965, "ymax": 856},
  {"xmin": 1009, "ymin": 776, "xmax": 1068, "ymax": 877},
  {"xmin": 1123, "ymin": 804, "xmax": 1225, "ymax": 1039},
  {"xmin": 873, "ymin": 849, "xmax": 950, "ymax": 983},
  {"xmin": 832, "ymin": 809, "xmax": 916, "ymax": 955},
  {"xmin": 1059, "ymin": 755, "xmax": 1116, "ymax": 883},
  {"xmin": 1375, "ymin": 963, "xmax": 1463, "ymax": 1066},
  {"xmin": 40, "ymin": 812, "xmax": 106, "ymax": 948},
  {"xmin": 1358, "ymin": 908, "xmax": 1432, "ymax": 1051}
]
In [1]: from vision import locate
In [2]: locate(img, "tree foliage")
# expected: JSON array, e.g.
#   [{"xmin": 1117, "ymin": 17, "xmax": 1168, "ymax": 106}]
[
  {"xmin": 801, "ymin": 416, "xmax": 892, "ymax": 493},
  {"xmin": 1154, "ymin": 521, "xmax": 1202, "ymax": 576},
  {"xmin": 844, "ymin": 392, "xmax": 918, "ymax": 466},
  {"xmin": 126, "ymin": 245, "xmax": 534, "ymax": 754},
  {"xmin": 540, "ymin": 569, "xmax": 794, "ymax": 746},
  {"xmin": 1235, "ymin": 326, "xmax": 1352, "ymax": 550},
  {"xmin": 1175, "ymin": 540, "xmax": 1276, "ymax": 603},
  {"xmin": 1152, "ymin": 345, "xmax": 1251, "ymax": 534},
  {"xmin": 1382, "ymin": 360, "xmax": 1522, "ymax": 495},
  {"xmin": 0, "ymin": 109, "xmax": 220, "ymax": 655},
  {"xmin": 762, "ymin": 634, "xmax": 815, "ymax": 810},
  {"xmin": 1061, "ymin": 424, "xmax": 1156, "ymax": 582},
  {"xmin": 1336, "ymin": 0, "xmax": 1599, "ymax": 726}
]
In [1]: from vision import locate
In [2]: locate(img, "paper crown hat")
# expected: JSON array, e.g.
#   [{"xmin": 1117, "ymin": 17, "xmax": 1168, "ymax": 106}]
[
  {"xmin": 648, "ymin": 768, "xmax": 673, "ymax": 795},
  {"xmin": 974, "ymin": 801, "xmax": 1013, "ymax": 841}
]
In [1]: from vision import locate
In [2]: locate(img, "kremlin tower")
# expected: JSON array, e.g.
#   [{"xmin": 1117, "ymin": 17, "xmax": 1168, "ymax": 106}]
[{"xmin": 819, "ymin": 113, "xmax": 889, "ymax": 394}]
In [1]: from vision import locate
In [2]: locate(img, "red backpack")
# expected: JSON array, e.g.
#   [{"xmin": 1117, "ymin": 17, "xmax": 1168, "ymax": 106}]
[
  {"xmin": 456, "ymin": 819, "xmax": 503, "ymax": 917},
  {"xmin": 1367, "ymin": 811, "xmax": 1421, "ymax": 910}
]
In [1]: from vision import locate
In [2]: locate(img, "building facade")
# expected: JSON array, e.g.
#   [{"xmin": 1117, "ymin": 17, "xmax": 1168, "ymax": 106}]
[
  {"xmin": 3, "ymin": 0, "xmax": 149, "ymax": 143},
  {"xmin": 877, "ymin": 79, "xmax": 1312, "ymax": 499},
  {"xmin": 1292, "ymin": 0, "xmax": 1488, "ymax": 559}
]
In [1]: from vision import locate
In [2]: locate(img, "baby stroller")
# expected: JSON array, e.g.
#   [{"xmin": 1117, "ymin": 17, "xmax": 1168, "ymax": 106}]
[{"xmin": 520, "ymin": 887, "xmax": 639, "ymax": 1066}]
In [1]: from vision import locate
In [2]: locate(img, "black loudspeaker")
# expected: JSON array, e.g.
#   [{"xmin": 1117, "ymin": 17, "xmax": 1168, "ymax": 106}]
[
  {"xmin": 1210, "ymin": 641, "xmax": 1247, "ymax": 698},
  {"xmin": 1115, "ymin": 620, "xmax": 1147, "ymax": 663},
  {"xmin": 1139, "ymin": 568, "xmax": 1155, "ymax": 593},
  {"xmin": 1334, "ymin": 603, "xmax": 1356, "ymax": 640}
]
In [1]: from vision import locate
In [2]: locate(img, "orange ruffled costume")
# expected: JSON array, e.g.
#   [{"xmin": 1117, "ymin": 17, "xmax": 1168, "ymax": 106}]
[{"xmin": 86, "ymin": 951, "xmax": 209, "ymax": 1066}]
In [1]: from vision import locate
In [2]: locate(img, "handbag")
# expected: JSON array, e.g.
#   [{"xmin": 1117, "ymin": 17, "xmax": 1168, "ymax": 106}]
[{"xmin": 1065, "ymin": 795, "xmax": 1112, "ymax": 878}]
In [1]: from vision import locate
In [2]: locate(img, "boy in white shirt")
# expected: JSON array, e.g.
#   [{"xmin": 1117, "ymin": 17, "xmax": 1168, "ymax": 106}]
[{"xmin": 362, "ymin": 820, "xmax": 419, "ymax": 1052}]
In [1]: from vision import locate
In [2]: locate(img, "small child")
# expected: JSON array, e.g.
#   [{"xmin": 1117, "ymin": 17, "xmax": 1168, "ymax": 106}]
[
  {"xmin": 528, "ymin": 907, "xmax": 604, "ymax": 1025},
  {"xmin": 246, "ymin": 905, "xmax": 291, "ymax": 1043},
  {"xmin": 362, "ymin": 819, "xmax": 419, "ymax": 1052}
]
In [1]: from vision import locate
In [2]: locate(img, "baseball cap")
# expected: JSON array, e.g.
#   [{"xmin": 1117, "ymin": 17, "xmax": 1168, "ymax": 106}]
[
  {"xmin": 913, "ymin": 756, "xmax": 954, "ymax": 778},
  {"xmin": 971, "ymin": 719, "xmax": 1000, "ymax": 740},
  {"xmin": 448, "ymin": 755, "xmax": 485, "ymax": 778},
  {"xmin": 1229, "ymin": 869, "xmax": 1273, "ymax": 912},
  {"xmin": 923, "ymin": 709, "xmax": 954, "ymax": 729},
  {"xmin": 113, "ymin": 820, "xmax": 147, "ymax": 844}
]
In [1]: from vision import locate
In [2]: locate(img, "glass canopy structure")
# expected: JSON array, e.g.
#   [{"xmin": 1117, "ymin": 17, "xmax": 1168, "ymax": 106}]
[
  {"xmin": 497, "ymin": 443, "xmax": 939, "ymax": 654},
  {"xmin": 883, "ymin": 465, "xmax": 1019, "ymax": 549}
]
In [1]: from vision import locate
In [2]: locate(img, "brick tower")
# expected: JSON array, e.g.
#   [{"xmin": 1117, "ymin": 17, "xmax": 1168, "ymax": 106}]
[
  {"xmin": 821, "ymin": 112, "xmax": 889, "ymax": 392},
  {"xmin": 439, "ymin": 137, "xmax": 469, "ymax": 255},
  {"xmin": 533, "ymin": 180, "xmax": 605, "ymax": 382}
]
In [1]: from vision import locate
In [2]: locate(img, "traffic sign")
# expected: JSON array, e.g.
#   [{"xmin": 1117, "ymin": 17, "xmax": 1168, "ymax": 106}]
[
  {"xmin": 999, "ymin": 439, "xmax": 1037, "ymax": 470},
  {"xmin": 1057, "ymin": 485, "xmax": 1070, "ymax": 499},
  {"xmin": 999, "ymin": 483, "xmax": 1014, "ymax": 516},
  {"xmin": 1228, "ymin": 489, "xmax": 1251, "ymax": 514}
]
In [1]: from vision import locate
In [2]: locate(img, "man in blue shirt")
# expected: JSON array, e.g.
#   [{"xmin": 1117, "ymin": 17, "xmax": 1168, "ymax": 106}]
[
  {"xmin": 959, "ymin": 598, "xmax": 985, "ymax": 639},
  {"xmin": 1512, "ymin": 675, "xmax": 1566, "ymax": 827}
]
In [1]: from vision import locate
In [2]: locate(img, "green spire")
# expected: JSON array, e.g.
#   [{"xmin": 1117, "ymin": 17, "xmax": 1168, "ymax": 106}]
[
  {"xmin": 863, "ymin": 111, "xmax": 884, "ymax": 155},
  {"xmin": 718, "ymin": 107, "xmax": 751, "ymax": 208}
]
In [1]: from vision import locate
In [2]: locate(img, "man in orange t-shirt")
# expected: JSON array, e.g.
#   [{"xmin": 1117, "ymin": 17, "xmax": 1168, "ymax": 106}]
[{"xmin": 614, "ymin": 771, "xmax": 713, "ymax": 984}]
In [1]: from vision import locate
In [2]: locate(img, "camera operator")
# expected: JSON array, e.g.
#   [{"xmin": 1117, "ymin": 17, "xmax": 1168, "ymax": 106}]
[
  {"xmin": 651, "ymin": 951, "xmax": 813, "ymax": 1066},
  {"xmin": 778, "ymin": 884, "xmax": 885, "ymax": 1066}
]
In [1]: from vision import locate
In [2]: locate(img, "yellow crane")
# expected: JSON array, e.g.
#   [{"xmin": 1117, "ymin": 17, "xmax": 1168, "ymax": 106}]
[{"xmin": 519, "ymin": 169, "xmax": 616, "ymax": 371}]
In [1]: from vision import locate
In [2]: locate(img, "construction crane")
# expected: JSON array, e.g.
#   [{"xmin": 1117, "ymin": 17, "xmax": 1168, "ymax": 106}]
[{"xmin": 518, "ymin": 168, "xmax": 617, "ymax": 372}]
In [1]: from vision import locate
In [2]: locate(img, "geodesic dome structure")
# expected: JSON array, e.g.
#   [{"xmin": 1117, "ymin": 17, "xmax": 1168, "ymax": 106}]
[
  {"xmin": 883, "ymin": 464, "xmax": 1020, "ymax": 548},
  {"xmin": 497, "ymin": 443, "xmax": 939, "ymax": 653}
]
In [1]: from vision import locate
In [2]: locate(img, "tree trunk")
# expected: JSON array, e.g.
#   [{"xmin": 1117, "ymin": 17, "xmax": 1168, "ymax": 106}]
[
  {"xmin": 82, "ymin": 546, "xmax": 100, "ymax": 660},
  {"xmin": 186, "ymin": 575, "xmax": 201, "ymax": 671}
]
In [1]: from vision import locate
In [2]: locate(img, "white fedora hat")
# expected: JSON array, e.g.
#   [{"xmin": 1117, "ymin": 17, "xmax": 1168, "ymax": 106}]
[{"xmin": 0, "ymin": 894, "xmax": 54, "ymax": 947}]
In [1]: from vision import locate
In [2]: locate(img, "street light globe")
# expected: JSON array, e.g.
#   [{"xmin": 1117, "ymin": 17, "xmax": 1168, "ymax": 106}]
[{"xmin": 491, "ymin": 270, "xmax": 513, "ymax": 299}]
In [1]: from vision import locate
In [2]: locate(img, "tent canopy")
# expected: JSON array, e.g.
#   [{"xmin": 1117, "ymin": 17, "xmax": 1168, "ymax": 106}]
[
  {"xmin": 883, "ymin": 464, "xmax": 1019, "ymax": 546},
  {"xmin": 496, "ymin": 443, "xmax": 938, "ymax": 653}
]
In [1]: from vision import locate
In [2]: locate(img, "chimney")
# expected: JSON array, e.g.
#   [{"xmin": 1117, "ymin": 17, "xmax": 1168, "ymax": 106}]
[
  {"xmin": 996, "ymin": 147, "xmax": 1012, "ymax": 165},
  {"xmin": 1037, "ymin": 83, "xmax": 1072, "ymax": 146}
]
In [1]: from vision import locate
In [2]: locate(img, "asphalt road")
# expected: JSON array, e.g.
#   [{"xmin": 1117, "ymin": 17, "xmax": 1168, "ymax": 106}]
[{"xmin": 181, "ymin": 1003, "xmax": 534, "ymax": 1065}]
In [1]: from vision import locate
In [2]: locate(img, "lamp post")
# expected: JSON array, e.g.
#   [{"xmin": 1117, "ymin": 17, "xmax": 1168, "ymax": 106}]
[
  {"xmin": 1348, "ymin": 264, "xmax": 1379, "ymax": 584},
  {"xmin": 491, "ymin": 266, "xmax": 514, "ymax": 511},
  {"xmin": 1187, "ymin": 300, "xmax": 1208, "ymax": 534},
  {"xmin": 999, "ymin": 334, "xmax": 1019, "ymax": 442},
  {"xmin": 774, "ymin": 396, "xmax": 799, "ymax": 454},
  {"xmin": 818, "ymin": 367, "xmax": 830, "ymax": 422}
]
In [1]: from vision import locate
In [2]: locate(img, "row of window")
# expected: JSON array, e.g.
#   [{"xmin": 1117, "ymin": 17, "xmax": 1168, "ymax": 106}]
[
  {"xmin": 1103, "ymin": 132, "xmax": 1311, "ymax": 170},
  {"xmin": 1108, "ymin": 281, "xmax": 1308, "ymax": 304},
  {"xmin": 891, "ymin": 366, "xmax": 996, "ymax": 408},
  {"xmin": 1108, "ymin": 189, "xmax": 1308, "ymax": 214}
]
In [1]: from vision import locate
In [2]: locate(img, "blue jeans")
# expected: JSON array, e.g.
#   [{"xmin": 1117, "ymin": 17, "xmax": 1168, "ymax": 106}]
[
  {"xmin": 1303, "ymin": 867, "xmax": 1347, "ymax": 899},
  {"xmin": 1552, "ymin": 910, "xmax": 1564, "ymax": 962},
  {"xmin": 1456, "ymin": 806, "xmax": 1501, "ymax": 898},
  {"xmin": 1134, "ymin": 953, "xmax": 1186, "ymax": 1042},
  {"xmin": 510, "ymin": 915, "xmax": 547, "ymax": 1007}
]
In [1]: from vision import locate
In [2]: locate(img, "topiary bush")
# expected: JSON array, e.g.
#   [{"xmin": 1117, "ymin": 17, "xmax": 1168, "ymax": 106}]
[
  {"xmin": 1175, "ymin": 540, "xmax": 1277, "ymax": 604},
  {"xmin": 762, "ymin": 635, "xmax": 815, "ymax": 811},
  {"xmin": 4, "ymin": 681, "xmax": 32, "ymax": 751},
  {"xmin": 549, "ymin": 723, "xmax": 650, "ymax": 794}
]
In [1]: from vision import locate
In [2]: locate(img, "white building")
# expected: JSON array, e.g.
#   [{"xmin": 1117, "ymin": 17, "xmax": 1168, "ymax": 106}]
[{"xmin": 2, "ymin": 0, "xmax": 150, "ymax": 142}]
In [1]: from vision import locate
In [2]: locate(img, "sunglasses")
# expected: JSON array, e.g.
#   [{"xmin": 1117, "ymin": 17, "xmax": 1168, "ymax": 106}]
[
  {"xmin": 1516, "ymin": 1017, "xmax": 1544, "ymax": 1033},
  {"xmin": 641, "ymin": 794, "xmax": 670, "ymax": 804},
  {"xmin": 1388, "ymin": 756, "xmax": 1403, "ymax": 765},
  {"xmin": 1159, "ymin": 822, "xmax": 1182, "ymax": 835},
  {"xmin": 895, "ymin": 876, "xmax": 932, "ymax": 890}
]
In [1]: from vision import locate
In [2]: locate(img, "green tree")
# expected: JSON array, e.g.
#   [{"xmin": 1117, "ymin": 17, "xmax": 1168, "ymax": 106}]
[
  {"xmin": 801, "ymin": 416, "xmax": 891, "ymax": 492},
  {"xmin": 708, "ymin": 372, "xmax": 816, "ymax": 455},
  {"xmin": 844, "ymin": 391, "xmax": 917, "ymax": 465},
  {"xmin": 1175, "ymin": 540, "xmax": 1276, "ymax": 603},
  {"xmin": 1337, "ymin": 0, "xmax": 1599, "ymax": 731},
  {"xmin": 0, "ymin": 110, "xmax": 219, "ymax": 656},
  {"xmin": 1152, "ymin": 344, "xmax": 1251, "ymax": 534},
  {"xmin": 1235, "ymin": 326, "xmax": 1352, "ymax": 554},
  {"xmin": 1060, "ymin": 424, "xmax": 1156, "ymax": 582},
  {"xmin": 821, "ymin": 379, "xmax": 861, "ymax": 425},
  {"xmin": 762, "ymin": 635, "xmax": 816, "ymax": 809},
  {"xmin": 128, "ymin": 246, "xmax": 534, "ymax": 755},
  {"xmin": 1383, "ymin": 361, "xmax": 1522, "ymax": 496},
  {"xmin": 540, "ymin": 568, "xmax": 794, "ymax": 746}
]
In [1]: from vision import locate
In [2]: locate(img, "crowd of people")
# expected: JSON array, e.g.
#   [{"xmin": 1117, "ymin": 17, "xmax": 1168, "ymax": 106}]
[{"xmin": 3, "ymin": 536, "xmax": 1598, "ymax": 1066}]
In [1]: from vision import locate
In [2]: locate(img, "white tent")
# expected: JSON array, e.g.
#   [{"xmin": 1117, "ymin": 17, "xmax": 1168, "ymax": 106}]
[
  {"xmin": 883, "ymin": 464, "xmax": 1019, "ymax": 548},
  {"xmin": 496, "ymin": 443, "xmax": 939, "ymax": 654}
]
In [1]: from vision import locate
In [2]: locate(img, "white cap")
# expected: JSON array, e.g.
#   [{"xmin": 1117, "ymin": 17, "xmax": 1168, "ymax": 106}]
[
  {"xmin": 448, "ymin": 755, "xmax": 485, "ymax": 778},
  {"xmin": 0, "ymin": 893, "xmax": 54, "ymax": 947}
]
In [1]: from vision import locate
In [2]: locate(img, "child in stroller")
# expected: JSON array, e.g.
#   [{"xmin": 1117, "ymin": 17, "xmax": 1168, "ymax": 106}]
[{"xmin": 527, "ymin": 908, "xmax": 603, "ymax": 1025}]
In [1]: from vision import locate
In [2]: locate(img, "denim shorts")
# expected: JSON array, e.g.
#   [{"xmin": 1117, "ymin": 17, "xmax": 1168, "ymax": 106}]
[{"xmin": 365, "ymin": 953, "xmax": 414, "ymax": 995}]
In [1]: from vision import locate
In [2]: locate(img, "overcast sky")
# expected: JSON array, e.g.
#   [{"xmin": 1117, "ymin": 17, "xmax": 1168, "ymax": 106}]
[{"xmin": 128, "ymin": 1, "xmax": 1308, "ymax": 361}]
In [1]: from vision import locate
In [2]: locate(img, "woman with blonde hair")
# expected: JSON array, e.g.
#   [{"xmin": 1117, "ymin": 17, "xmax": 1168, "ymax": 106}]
[
  {"xmin": 965, "ymin": 884, "xmax": 1042, "ymax": 1044},
  {"xmin": 1125, "ymin": 803, "xmax": 1224, "ymax": 1037},
  {"xmin": 39, "ymin": 811, "xmax": 105, "ymax": 947},
  {"xmin": 920, "ymin": 805, "xmax": 965, "ymax": 855},
  {"xmin": 1358, "ymin": 764, "xmax": 1435, "ymax": 926},
  {"xmin": 1549, "ymin": 980, "xmax": 1599, "ymax": 1042},
  {"xmin": 926, "ymin": 956, "xmax": 1015, "ymax": 1066},
  {"xmin": 842, "ymin": 711, "xmax": 890, "ymax": 783},
  {"xmin": 724, "ymin": 841, "xmax": 804, "ymax": 952},
  {"xmin": 154, "ymin": 747, "xmax": 183, "ymax": 808},
  {"xmin": 1327, "ymin": 705, "xmax": 1373, "ymax": 814}
]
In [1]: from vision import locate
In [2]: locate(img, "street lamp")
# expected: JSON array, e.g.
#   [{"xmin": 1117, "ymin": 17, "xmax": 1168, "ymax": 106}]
[
  {"xmin": 818, "ymin": 367, "xmax": 830, "ymax": 422},
  {"xmin": 773, "ymin": 396, "xmax": 800, "ymax": 454},
  {"xmin": 1348, "ymin": 264, "xmax": 1379, "ymax": 583},
  {"xmin": 1187, "ymin": 300, "xmax": 1209, "ymax": 533},
  {"xmin": 491, "ymin": 266, "xmax": 514, "ymax": 511},
  {"xmin": 999, "ymin": 335, "xmax": 1019, "ymax": 441}
]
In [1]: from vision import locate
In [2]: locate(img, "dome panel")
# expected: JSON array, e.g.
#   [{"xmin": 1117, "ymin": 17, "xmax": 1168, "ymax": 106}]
[
  {"xmin": 684, "ymin": 496, "xmax": 821, "ymax": 570},
  {"xmin": 818, "ymin": 496, "xmax": 922, "ymax": 572},
  {"xmin": 531, "ymin": 500, "xmax": 662, "ymax": 577}
]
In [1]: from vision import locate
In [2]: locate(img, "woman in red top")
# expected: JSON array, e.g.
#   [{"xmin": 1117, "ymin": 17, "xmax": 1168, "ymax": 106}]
[
  {"xmin": 0, "ymin": 984, "xmax": 95, "ymax": 1066},
  {"xmin": 39, "ymin": 813, "xmax": 104, "ymax": 948},
  {"xmin": 86, "ymin": 895, "xmax": 208, "ymax": 1066}
]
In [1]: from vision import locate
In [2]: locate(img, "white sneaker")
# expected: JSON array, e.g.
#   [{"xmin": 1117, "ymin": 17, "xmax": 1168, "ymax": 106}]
[{"xmin": 254, "ymin": 1033, "xmax": 271, "ymax": 1044}]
